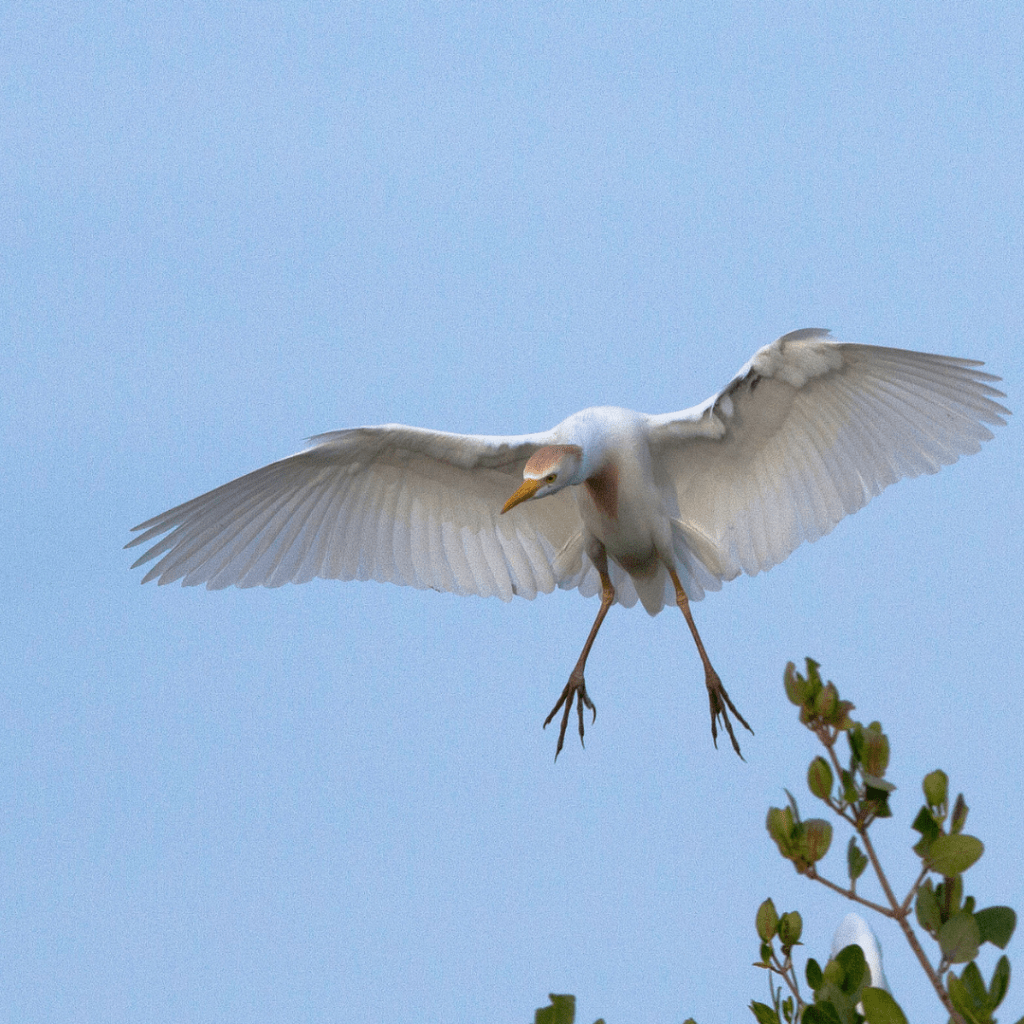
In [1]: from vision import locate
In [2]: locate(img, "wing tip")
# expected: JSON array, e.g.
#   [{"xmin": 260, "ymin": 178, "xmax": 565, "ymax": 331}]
[{"xmin": 777, "ymin": 327, "xmax": 832, "ymax": 344}]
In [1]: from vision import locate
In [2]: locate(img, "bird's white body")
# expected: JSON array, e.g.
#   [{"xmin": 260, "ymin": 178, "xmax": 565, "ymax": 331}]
[{"xmin": 556, "ymin": 407, "xmax": 679, "ymax": 613}]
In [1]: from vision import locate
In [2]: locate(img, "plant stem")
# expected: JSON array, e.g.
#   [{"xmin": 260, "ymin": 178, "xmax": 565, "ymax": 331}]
[
  {"xmin": 900, "ymin": 865, "xmax": 929, "ymax": 916},
  {"xmin": 858, "ymin": 828, "xmax": 965, "ymax": 1024},
  {"xmin": 769, "ymin": 952, "xmax": 804, "ymax": 1013},
  {"xmin": 804, "ymin": 867, "xmax": 892, "ymax": 916}
]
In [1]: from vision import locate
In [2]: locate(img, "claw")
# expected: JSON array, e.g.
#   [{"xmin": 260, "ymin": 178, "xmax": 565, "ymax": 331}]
[
  {"xmin": 705, "ymin": 666, "xmax": 753, "ymax": 760},
  {"xmin": 544, "ymin": 672, "xmax": 596, "ymax": 760},
  {"xmin": 667, "ymin": 566, "xmax": 754, "ymax": 759}
]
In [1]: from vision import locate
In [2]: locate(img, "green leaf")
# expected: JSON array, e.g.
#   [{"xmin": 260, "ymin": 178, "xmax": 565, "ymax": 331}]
[
  {"xmin": 915, "ymin": 879, "xmax": 941, "ymax": 934},
  {"xmin": 806, "ymin": 957, "xmax": 824, "ymax": 990},
  {"xmin": 939, "ymin": 911, "xmax": 981, "ymax": 964},
  {"xmin": 862, "ymin": 785, "xmax": 893, "ymax": 818},
  {"xmin": 911, "ymin": 804, "xmax": 940, "ymax": 837},
  {"xmin": 834, "ymin": 943, "xmax": 867, "ymax": 994},
  {"xmin": 749, "ymin": 1000, "xmax": 780, "ymax": 1024},
  {"xmin": 928, "ymin": 833, "xmax": 984, "ymax": 876},
  {"xmin": 959, "ymin": 961, "xmax": 988, "ymax": 1007},
  {"xmin": 847, "ymin": 837, "xmax": 868, "ymax": 882},
  {"xmin": 946, "ymin": 971, "xmax": 970, "ymax": 1020},
  {"xmin": 839, "ymin": 769, "xmax": 859, "ymax": 805},
  {"xmin": 848, "ymin": 727, "xmax": 865, "ymax": 767},
  {"xmin": 802, "ymin": 1003, "xmax": 843, "ymax": 1024},
  {"xmin": 784, "ymin": 789, "xmax": 802, "ymax": 821},
  {"xmin": 975, "ymin": 906, "xmax": 1016, "ymax": 949},
  {"xmin": 947, "ymin": 969, "xmax": 988, "ymax": 1022},
  {"xmin": 989, "ymin": 954, "xmax": 1010, "ymax": 1009},
  {"xmin": 911, "ymin": 805, "xmax": 941, "ymax": 858},
  {"xmin": 860, "ymin": 773, "xmax": 895, "ymax": 793},
  {"xmin": 535, "ymin": 994, "xmax": 576, "ymax": 1024},
  {"xmin": 860, "ymin": 987, "xmax": 909, "ymax": 1024},
  {"xmin": 822, "ymin": 958, "xmax": 844, "ymax": 986}
]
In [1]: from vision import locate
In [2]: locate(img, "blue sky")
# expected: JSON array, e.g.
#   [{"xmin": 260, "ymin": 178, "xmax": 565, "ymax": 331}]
[{"xmin": 3, "ymin": 3, "xmax": 1022, "ymax": 1021}]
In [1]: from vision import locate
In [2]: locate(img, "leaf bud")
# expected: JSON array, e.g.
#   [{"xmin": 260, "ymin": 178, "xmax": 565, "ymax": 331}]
[
  {"xmin": 814, "ymin": 682, "xmax": 839, "ymax": 720},
  {"xmin": 766, "ymin": 806, "xmax": 795, "ymax": 855},
  {"xmin": 805, "ymin": 659, "xmax": 822, "ymax": 688},
  {"xmin": 784, "ymin": 662, "xmax": 813, "ymax": 707},
  {"xmin": 922, "ymin": 769, "xmax": 948, "ymax": 809},
  {"xmin": 807, "ymin": 756, "xmax": 833, "ymax": 801},
  {"xmin": 755, "ymin": 898, "xmax": 779, "ymax": 942},
  {"xmin": 803, "ymin": 819, "xmax": 833, "ymax": 863},
  {"xmin": 833, "ymin": 699, "xmax": 856, "ymax": 731},
  {"xmin": 778, "ymin": 910, "xmax": 803, "ymax": 947},
  {"xmin": 861, "ymin": 723, "xmax": 890, "ymax": 777},
  {"xmin": 951, "ymin": 793, "xmax": 968, "ymax": 834}
]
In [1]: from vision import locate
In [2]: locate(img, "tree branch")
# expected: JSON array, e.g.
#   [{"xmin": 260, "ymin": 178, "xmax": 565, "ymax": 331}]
[{"xmin": 859, "ymin": 828, "xmax": 964, "ymax": 1024}]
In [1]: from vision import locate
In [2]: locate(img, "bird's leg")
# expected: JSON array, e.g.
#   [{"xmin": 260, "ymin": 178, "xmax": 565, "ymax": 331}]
[
  {"xmin": 668, "ymin": 568, "xmax": 753, "ymax": 758},
  {"xmin": 544, "ymin": 569, "xmax": 614, "ymax": 760}
]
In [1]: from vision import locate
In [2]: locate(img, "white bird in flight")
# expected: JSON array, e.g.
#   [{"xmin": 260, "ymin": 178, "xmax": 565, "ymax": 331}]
[{"xmin": 127, "ymin": 329, "xmax": 1008, "ymax": 758}]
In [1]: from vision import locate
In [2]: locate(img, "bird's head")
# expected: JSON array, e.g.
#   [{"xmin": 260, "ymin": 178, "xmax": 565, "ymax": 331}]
[{"xmin": 501, "ymin": 444, "xmax": 583, "ymax": 513}]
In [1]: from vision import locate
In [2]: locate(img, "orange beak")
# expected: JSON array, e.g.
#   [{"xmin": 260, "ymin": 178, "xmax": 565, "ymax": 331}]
[{"xmin": 501, "ymin": 477, "xmax": 542, "ymax": 514}]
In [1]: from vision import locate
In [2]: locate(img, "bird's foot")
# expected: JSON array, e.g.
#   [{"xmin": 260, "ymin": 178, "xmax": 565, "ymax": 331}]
[
  {"xmin": 543, "ymin": 668, "xmax": 596, "ymax": 761},
  {"xmin": 705, "ymin": 666, "xmax": 753, "ymax": 760}
]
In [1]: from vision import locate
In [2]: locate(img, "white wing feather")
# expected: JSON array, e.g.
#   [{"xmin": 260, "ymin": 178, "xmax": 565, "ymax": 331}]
[
  {"xmin": 647, "ymin": 329, "xmax": 1009, "ymax": 581},
  {"xmin": 127, "ymin": 425, "xmax": 581, "ymax": 599}
]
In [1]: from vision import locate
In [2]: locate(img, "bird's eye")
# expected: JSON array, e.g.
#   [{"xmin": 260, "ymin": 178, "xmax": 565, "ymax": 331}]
[{"xmin": 546, "ymin": 474, "xmax": 557, "ymax": 483}]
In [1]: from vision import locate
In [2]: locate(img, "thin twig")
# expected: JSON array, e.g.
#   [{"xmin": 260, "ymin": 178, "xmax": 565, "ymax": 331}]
[
  {"xmin": 804, "ymin": 866, "xmax": 893, "ymax": 917},
  {"xmin": 900, "ymin": 864, "xmax": 930, "ymax": 916},
  {"xmin": 768, "ymin": 952, "xmax": 804, "ymax": 1014}
]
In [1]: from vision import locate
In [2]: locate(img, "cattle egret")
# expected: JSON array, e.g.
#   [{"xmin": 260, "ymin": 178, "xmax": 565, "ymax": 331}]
[{"xmin": 127, "ymin": 330, "xmax": 1008, "ymax": 758}]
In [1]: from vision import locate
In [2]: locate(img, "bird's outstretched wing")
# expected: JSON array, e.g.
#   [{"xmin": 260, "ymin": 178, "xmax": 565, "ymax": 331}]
[
  {"xmin": 126, "ymin": 424, "xmax": 582, "ymax": 599},
  {"xmin": 646, "ymin": 329, "xmax": 1009, "ymax": 581}
]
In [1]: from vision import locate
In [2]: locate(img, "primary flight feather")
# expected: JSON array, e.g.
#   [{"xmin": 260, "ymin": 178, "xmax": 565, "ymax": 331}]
[{"xmin": 127, "ymin": 330, "xmax": 1008, "ymax": 757}]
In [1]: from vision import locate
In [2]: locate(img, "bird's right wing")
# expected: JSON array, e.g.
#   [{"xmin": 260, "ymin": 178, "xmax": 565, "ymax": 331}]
[
  {"xmin": 126, "ymin": 424, "xmax": 584, "ymax": 600},
  {"xmin": 647, "ymin": 330, "xmax": 1009, "ymax": 581}
]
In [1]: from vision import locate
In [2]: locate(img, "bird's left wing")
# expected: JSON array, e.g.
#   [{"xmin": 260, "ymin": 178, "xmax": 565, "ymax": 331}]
[
  {"xmin": 646, "ymin": 329, "xmax": 1009, "ymax": 581},
  {"xmin": 126, "ymin": 424, "xmax": 581, "ymax": 600}
]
